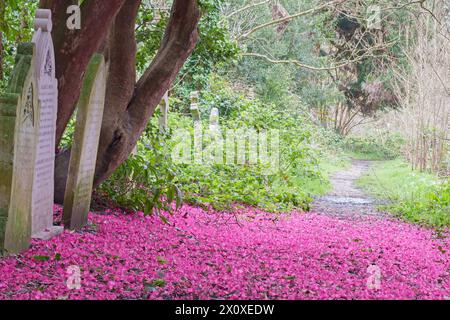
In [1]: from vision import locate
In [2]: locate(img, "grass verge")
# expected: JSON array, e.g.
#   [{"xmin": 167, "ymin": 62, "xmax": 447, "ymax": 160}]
[{"xmin": 357, "ymin": 159, "xmax": 449, "ymax": 228}]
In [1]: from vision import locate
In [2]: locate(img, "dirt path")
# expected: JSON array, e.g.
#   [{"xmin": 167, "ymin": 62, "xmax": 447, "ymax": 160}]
[{"xmin": 313, "ymin": 160, "xmax": 389, "ymax": 219}]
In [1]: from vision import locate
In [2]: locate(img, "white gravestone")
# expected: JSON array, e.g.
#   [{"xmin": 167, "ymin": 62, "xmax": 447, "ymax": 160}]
[
  {"xmin": 189, "ymin": 91, "xmax": 200, "ymax": 122},
  {"xmin": 31, "ymin": 10, "xmax": 63, "ymax": 240},
  {"xmin": 209, "ymin": 107, "xmax": 220, "ymax": 133},
  {"xmin": 131, "ymin": 91, "xmax": 169, "ymax": 156},
  {"xmin": 159, "ymin": 91, "xmax": 169, "ymax": 133},
  {"xmin": 190, "ymin": 92, "xmax": 202, "ymax": 164}
]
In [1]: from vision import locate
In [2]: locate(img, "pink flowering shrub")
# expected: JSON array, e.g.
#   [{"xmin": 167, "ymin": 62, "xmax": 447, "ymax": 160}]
[{"xmin": 0, "ymin": 205, "xmax": 448, "ymax": 300}]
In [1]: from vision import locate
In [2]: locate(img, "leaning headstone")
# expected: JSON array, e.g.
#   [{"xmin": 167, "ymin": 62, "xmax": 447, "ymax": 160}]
[
  {"xmin": 0, "ymin": 44, "xmax": 39, "ymax": 253},
  {"xmin": 30, "ymin": 9, "xmax": 63, "ymax": 240},
  {"xmin": 63, "ymin": 54, "xmax": 107, "ymax": 230}
]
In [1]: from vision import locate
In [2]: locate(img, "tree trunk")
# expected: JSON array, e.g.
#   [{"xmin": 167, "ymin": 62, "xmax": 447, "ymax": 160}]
[
  {"xmin": 40, "ymin": 0, "xmax": 127, "ymax": 145},
  {"xmin": 53, "ymin": 0, "xmax": 201, "ymax": 203},
  {"xmin": 0, "ymin": 32, "xmax": 3, "ymax": 83}
]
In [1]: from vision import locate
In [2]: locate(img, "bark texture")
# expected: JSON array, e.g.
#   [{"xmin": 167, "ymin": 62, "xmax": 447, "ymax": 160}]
[
  {"xmin": 40, "ymin": 0, "xmax": 127, "ymax": 144},
  {"xmin": 51, "ymin": 0, "xmax": 201, "ymax": 203},
  {"xmin": 0, "ymin": 32, "xmax": 3, "ymax": 82}
]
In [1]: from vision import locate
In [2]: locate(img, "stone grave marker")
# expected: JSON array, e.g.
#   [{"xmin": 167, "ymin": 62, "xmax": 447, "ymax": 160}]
[
  {"xmin": 190, "ymin": 91, "xmax": 200, "ymax": 122},
  {"xmin": 31, "ymin": 9, "xmax": 63, "ymax": 240},
  {"xmin": 190, "ymin": 91, "xmax": 202, "ymax": 164},
  {"xmin": 0, "ymin": 44, "xmax": 39, "ymax": 253},
  {"xmin": 204, "ymin": 107, "xmax": 223, "ymax": 165},
  {"xmin": 209, "ymin": 107, "xmax": 220, "ymax": 133},
  {"xmin": 159, "ymin": 91, "xmax": 169, "ymax": 132},
  {"xmin": 63, "ymin": 54, "xmax": 107, "ymax": 230}
]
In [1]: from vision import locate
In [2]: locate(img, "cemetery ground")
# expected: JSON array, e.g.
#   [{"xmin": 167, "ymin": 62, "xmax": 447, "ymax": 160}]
[
  {"xmin": 0, "ymin": 162, "xmax": 448, "ymax": 300},
  {"xmin": 0, "ymin": 1, "xmax": 449, "ymax": 302}
]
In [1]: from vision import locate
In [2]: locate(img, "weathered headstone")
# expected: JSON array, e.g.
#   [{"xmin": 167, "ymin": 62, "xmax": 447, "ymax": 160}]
[
  {"xmin": 31, "ymin": 9, "xmax": 63, "ymax": 240},
  {"xmin": 204, "ymin": 107, "xmax": 223, "ymax": 165},
  {"xmin": 209, "ymin": 107, "xmax": 220, "ymax": 133},
  {"xmin": 63, "ymin": 54, "xmax": 107, "ymax": 230},
  {"xmin": 190, "ymin": 91, "xmax": 200, "ymax": 122},
  {"xmin": 0, "ymin": 44, "xmax": 39, "ymax": 253},
  {"xmin": 190, "ymin": 91, "xmax": 202, "ymax": 164},
  {"xmin": 159, "ymin": 91, "xmax": 169, "ymax": 133}
]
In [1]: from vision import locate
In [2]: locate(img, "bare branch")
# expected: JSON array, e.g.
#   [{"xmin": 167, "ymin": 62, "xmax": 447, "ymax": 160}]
[
  {"xmin": 225, "ymin": 0, "xmax": 270, "ymax": 19},
  {"xmin": 237, "ymin": 0, "xmax": 346, "ymax": 40},
  {"xmin": 242, "ymin": 40, "xmax": 395, "ymax": 71}
]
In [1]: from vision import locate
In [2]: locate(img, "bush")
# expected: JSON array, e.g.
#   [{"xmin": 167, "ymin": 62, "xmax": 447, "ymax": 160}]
[
  {"xmin": 97, "ymin": 77, "xmax": 332, "ymax": 215},
  {"xmin": 343, "ymin": 133, "xmax": 404, "ymax": 160},
  {"xmin": 98, "ymin": 119, "xmax": 182, "ymax": 223},
  {"xmin": 390, "ymin": 179, "xmax": 450, "ymax": 228}
]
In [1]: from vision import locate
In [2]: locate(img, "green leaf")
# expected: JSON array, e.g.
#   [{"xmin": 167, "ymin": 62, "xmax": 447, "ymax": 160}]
[
  {"xmin": 156, "ymin": 256, "xmax": 168, "ymax": 265},
  {"xmin": 150, "ymin": 279, "xmax": 166, "ymax": 288},
  {"xmin": 159, "ymin": 214, "xmax": 169, "ymax": 225},
  {"xmin": 33, "ymin": 255, "xmax": 50, "ymax": 262}
]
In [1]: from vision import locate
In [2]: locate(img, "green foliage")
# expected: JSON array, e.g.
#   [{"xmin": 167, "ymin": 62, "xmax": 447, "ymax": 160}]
[
  {"xmin": 99, "ymin": 119, "xmax": 182, "ymax": 222},
  {"xmin": 393, "ymin": 181, "xmax": 450, "ymax": 228},
  {"xmin": 99, "ymin": 74, "xmax": 338, "ymax": 214},
  {"xmin": 199, "ymin": 74, "xmax": 249, "ymax": 118},
  {"xmin": 343, "ymin": 134, "xmax": 404, "ymax": 160},
  {"xmin": 59, "ymin": 112, "xmax": 77, "ymax": 150},
  {"xmin": 175, "ymin": 76, "xmax": 332, "ymax": 211},
  {"xmin": 177, "ymin": 164, "xmax": 310, "ymax": 212},
  {"xmin": 257, "ymin": 64, "xmax": 293, "ymax": 106},
  {"xmin": 0, "ymin": 0, "xmax": 37, "ymax": 92},
  {"xmin": 295, "ymin": 153, "xmax": 351, "ymax": 196},
  {"xmin": 135, "ymin": 2, "xmax": 169, "ymax": 74},
  {"xmin": 358, "ymin": 160, "xmax": 450, "ymax": 227},
  {"xmin": 172, "ymin": 0, "xmax": 239, "ymax": 111}
]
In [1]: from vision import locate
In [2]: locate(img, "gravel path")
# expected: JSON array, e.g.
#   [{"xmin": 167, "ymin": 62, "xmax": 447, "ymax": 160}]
[{"xmin": 312, "ymin": 160, "xmax": 390, "ymax": 219}]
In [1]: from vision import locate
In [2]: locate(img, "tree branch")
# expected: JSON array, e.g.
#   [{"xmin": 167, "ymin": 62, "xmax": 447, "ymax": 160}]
[
  {"xmin": 92, "ymin": 0, "xmax": 201, "ymax": 186},
  {"xmin": 225, "ymin": 0, "xmax": 270, "ymax": 19},
  {"xmin": 237, "ymin": 0, "xmax": 345, "ymax": 40},
  {"xmin": 40, "ymin": 0, "xmax": 127, "ymax": 146},
  {"xmin": 242, "ymin": 39, "xmax": 394, "ymax": 71}
]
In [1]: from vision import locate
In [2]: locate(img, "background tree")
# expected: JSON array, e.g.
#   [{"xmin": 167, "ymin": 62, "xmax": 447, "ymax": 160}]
[
  {"xmin": 34, "ymin": 0, "xmax": 203, "ymax": 202},
  {"xmin": 0, "ymin": 0, "xmax": 37, "ymax": 90},
  {"xmin": 223, "ymin": 0, "xmax": 425, "ymax": 135}
]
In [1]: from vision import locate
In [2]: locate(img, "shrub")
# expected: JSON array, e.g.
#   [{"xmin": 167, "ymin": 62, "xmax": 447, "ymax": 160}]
[
  {"xmin": 98, "ymin": 119, "xmax": 182, "ymax": 223},
  {"xmin": 390, "ymin": 179, "xmax": 450, "ymax": 227},
  {"xmin": 343, "ymin": 133, "xmax": 404, "ymax": 160}
]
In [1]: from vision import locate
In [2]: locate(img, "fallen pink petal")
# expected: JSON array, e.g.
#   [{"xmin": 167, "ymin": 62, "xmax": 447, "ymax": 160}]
[{"xmin": 0, "ymin": 205, "xmax": 448, "ymax": 300}]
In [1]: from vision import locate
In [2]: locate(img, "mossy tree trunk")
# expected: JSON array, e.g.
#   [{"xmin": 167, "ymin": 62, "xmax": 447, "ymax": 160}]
[{"xmin": 0, "ymin": 32, "xmax": 3, "ymax": 83}]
